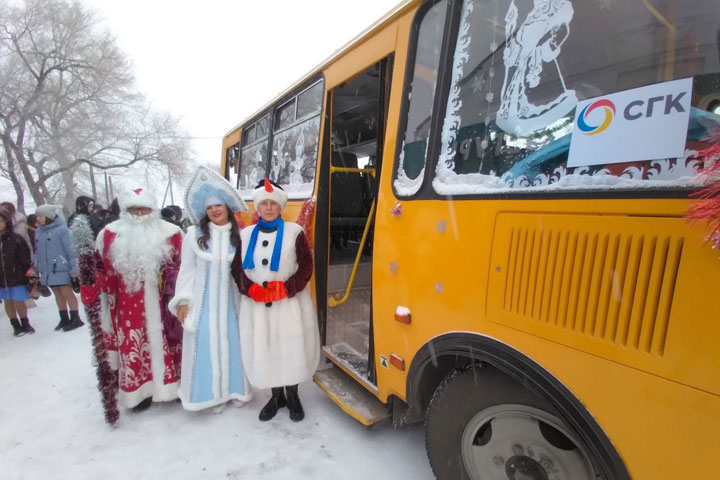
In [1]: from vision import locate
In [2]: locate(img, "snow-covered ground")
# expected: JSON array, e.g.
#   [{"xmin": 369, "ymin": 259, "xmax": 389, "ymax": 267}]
[{"xmin": 0, "ymin": 297, "xmax": 434, "ymax": 480}]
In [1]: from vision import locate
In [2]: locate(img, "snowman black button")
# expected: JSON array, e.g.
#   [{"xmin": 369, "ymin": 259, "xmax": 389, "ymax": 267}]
[
  {"xmin": 262, "ymin": 240, "xmax": 269, "ymax": 247},
  {"xmin": 262, "ymin": 259, "xmax": 268, "ymax": 266}
]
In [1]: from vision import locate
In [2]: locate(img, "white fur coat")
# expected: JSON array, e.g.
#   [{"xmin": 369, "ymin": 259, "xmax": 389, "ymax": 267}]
[{"xmin": 239, "ymin": 222, "xmax": 320, "ymax": 389}]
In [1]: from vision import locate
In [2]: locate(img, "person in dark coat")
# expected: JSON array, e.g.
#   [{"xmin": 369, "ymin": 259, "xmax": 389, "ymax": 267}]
[
  {"xmin": 26, "ymin": 214, "xmax": 37, "ymax": 253},
  {"xmin": 67, "ymin": 196, "xmax": 95, "ymax": 229},
  {"xmin": 0, "ymin": 209, "xmax": 35, "ymax": 336},
  {"xmin": 35, "ymin": 205, "xmax": 83, "ymax": 332},
  {"xmin": 90, "ymin": 198, "xmax": 120, "ymax": 237},
  {"xmin": 0, "ymin": 201, "xmax": 33, "ymax": 252}
]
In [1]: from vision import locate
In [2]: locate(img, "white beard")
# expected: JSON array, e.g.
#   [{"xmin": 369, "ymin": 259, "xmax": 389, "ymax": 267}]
[{"xmin": 109, "ymin": 211, "xmax": 172, "ymax": 293}]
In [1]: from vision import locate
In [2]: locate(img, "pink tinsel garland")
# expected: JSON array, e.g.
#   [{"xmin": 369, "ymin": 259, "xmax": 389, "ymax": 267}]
[{"xmin": 687, "ymin": 127, "xmax": 720, "ymax": 250}]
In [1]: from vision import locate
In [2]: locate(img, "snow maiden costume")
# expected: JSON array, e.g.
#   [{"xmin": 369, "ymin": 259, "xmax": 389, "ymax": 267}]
[
  {"xmin": 231, "ymin": 179, "xmax": 320, "ymax": 422},
  {"xmin": 169, "ymin": 167, "xmax": 252, "ymax": 411},
  {"xmin": 88, "ymin": 188, "xmax": 183, "ymax": 410}
]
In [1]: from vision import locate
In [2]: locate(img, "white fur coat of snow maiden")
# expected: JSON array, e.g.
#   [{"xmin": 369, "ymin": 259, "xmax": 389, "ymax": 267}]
[
  {"xmin": 170, "ymin": 223, "xmax": 252, "ymax": 410},
  {"xmin": 237, "ymin": 221, "xmax": 320, "ymax": 389}
]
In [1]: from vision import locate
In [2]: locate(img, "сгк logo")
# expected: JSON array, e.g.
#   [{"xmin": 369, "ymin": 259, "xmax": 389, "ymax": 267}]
[{"xmin": 577, "ymin": 99, "xmax": 616, "ymax": 136}]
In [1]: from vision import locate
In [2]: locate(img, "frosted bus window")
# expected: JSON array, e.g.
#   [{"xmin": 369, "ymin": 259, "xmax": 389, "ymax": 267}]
[
  {"xmin": 297, "ymin": 82, "xmax": 324, "ymax": 120},
  {"xmin": 433, "ymin": 0, "xmax": 720, "ymax": 195},
  {"xmin": 238, "ymin": 141, "xmax": 267, "ymax": 198},
  {"xmin": 270, "ymin": 115, "xmax": 321, "ymax": 199},
  {"xmin": 226, "ymin": 143, "xmax": 240, "ymax": 188},
  {"xmin": 394, "ymin": 0, "xmax": 448, "ymax": 197},
  {"xmin": 274, "ymin": 99, "xmax": 296, "ymax": 131},
  {"xmin": 256, "ymin": 115, "xmax": 270, "ymax": 140}
]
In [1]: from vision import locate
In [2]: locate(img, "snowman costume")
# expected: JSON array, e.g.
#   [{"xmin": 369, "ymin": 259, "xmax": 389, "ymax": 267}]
[{"xmin": 231, "ymin": 179, "xmax": 319, "ymax": 421}]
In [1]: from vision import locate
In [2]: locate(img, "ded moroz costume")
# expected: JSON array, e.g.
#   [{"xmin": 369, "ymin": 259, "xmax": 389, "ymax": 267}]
[
  {"xmin": 231, "ymin": 179, "xmax": 320, "ymax": 422},
  {"xmin": 170, "ymin": 166, "xmax": 252, "ymax": 411},
  {"xmin": 86, "ymin": 188, "xmax": 184, "ymax": 411}
]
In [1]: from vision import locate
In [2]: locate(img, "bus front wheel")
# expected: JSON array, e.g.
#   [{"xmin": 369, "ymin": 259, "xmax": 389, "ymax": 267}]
[{"xmin": 425, "ymin": 366, "xmax": 599, "ymax": 480}]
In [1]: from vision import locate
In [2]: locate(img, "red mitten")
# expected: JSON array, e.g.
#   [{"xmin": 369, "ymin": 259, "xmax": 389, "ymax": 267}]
[
  {"xmin": 266, "ymin": 281, "xmax": 288, "ymax": 302},
  {"xmin": 80, "ymin": 284, "xmax": 98, "ymax": 305},
  {"xmin": 248, "ymin": 283, "xmax": 269, "ymax": 303}
]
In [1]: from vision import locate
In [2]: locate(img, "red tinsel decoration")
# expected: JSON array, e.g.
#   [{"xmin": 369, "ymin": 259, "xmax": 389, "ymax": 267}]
[
  {"xmin": 79, "ymin": 251, "xmax": 120, "ymax": 427},
  {"xmin": 687, "ymin": 127, "xmax": 720, "ymax": 250},
  {"xmin": 296, "ymin": 197, "xmax": 316, "ymax": 246}
]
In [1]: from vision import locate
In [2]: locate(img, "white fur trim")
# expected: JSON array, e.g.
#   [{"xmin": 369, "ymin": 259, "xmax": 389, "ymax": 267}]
[
  {"xmin": 118, "ymin": 188, "xmax": 158, "ymax": 211},
  {"xmin": 177, "ymin": 389, "xmax": 252, "ymax": 412},
  {"xmin": 99, "ymin": 293, "xmax": 119, "ymax": 370},
  {"xmin": 251, "ymin": 183, "xmax": 288, "ymax": 210},
  {"xmin": 208, "ymin": 226, "xmax": 221, "ymax": 399},
  {"xmin": 144, "ymin": 269, "xmax": 179, "ymax": 403}
]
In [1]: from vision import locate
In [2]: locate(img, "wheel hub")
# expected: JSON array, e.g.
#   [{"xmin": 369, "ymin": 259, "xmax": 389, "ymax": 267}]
[
  {"xmin": 460, "ymin": 405, "xmax": 597, "ymax": 480},
  {"xmin": 505, "ymin": 455, "xmax": 548, "ymax": 480}
]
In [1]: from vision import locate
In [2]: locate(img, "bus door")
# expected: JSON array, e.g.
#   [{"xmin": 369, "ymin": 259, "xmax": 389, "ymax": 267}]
[{"xmin": 321, "ymin": 57, "xmax": 393, "ymax": 391}]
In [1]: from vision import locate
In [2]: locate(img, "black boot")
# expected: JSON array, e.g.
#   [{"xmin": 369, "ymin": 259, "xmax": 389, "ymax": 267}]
[
  {"xmin": 258, "ymin": 387, "xmax": 287, "ymax": 421},
  {"xmin": 54, "ymin": 310, "xmax": 69, "ymax": 331},
  {"xmin": 285, "ymin": 385, "xmax": 305, "ymax": 422},
  {"xmin": 20, "ymin": 318, "xmax": 35, "ymax": 334},
  {"xmin": 10, "ymin": 318, "xmax": 25, "ymax": 337},
  {"xmin": 132, "ymin": 397, "xmax": 152, "ymax": 412},
  {"xmin": 63, "ymin": 310, "xmax": 84, "ymax": 332}
]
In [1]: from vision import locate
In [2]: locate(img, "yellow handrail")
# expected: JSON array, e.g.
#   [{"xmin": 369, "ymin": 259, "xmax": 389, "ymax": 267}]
[
  {"xmin": 330, "ymin": 166, "xmax": 376, "ymax": 177},
  {"xmin": 328, "ymin": 198, "xmax": 376, "ymax": 307}
]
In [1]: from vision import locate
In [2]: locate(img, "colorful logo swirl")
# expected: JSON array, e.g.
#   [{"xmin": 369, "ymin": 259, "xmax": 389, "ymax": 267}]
[{"xmin": 577, "ymin": 99, "xmax": 616, "ymax": 136}]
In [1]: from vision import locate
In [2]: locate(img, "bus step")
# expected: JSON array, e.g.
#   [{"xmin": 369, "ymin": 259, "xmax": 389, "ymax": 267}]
[{"xmin": 313, "ymin": 365, "xmax": 391, "ymax": 427}]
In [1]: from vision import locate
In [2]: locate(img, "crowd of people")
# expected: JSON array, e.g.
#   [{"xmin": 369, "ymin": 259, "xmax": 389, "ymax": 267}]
[{"xmin": 1, "ymin": 167, "xmax": 319, "ymax": 424}]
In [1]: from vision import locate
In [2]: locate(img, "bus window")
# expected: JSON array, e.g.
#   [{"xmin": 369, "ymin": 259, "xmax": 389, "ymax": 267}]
[
  {"xmin": 432, "ymin": 0, "xmax": 720, "ymax": 196},
  {"xmin": 238, "ymin": 114, "xmax": 270, "ymax": 198},
  {"xmin": 270, "ymin": 80, "xmax": 324, "ymax": 199},
  {"xmin": 393, "ymin": 0, "xmax": 449, "ymax": 197},
  {"xmin": 225, "ymin": 143, "xmax": 240, "ymax": 188}
]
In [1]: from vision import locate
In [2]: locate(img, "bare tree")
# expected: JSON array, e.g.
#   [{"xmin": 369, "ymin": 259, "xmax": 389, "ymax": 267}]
[{"xmin": 0, "ymin": 0, "xmax": 193, "ymax": 213}]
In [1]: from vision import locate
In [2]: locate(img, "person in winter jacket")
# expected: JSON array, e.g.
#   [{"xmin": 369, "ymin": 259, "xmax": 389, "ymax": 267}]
[
  {"xmin": 1, "ymin": 202, "xmax": 33, "ymax": 252},
  {"xmin": 231, "ymin": 179, "xmax": 320, "ymax": 422},
  {"xmin": 0, "ymin": 209, "xmax": 35, "ymax": 336},
  {"xmin": 35, "ymin": 204, "xmax": 84, "ymax": 332}
]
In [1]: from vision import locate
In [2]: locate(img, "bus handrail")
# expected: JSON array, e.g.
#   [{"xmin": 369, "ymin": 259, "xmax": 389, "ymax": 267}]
[
  {"xmin": 330, "ymin": 166, "xmax": 376, "ymax": 177},
  {"xmin": 328, "ymin": 198, "xmax": 376, "ymax": 307}
]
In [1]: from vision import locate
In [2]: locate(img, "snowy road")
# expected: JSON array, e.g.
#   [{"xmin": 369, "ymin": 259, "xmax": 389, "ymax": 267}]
[{"xmin": 0, "ymin": 297, "xmax": 435, "ymax": 480}]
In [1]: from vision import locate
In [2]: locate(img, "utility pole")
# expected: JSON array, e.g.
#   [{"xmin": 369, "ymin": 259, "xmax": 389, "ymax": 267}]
[
  {"xmin": 104, "ymin": 172, "xmax": 110, "ymax": 205},
  {"xmin": 89, "ymin": 164, "xmax": 97, "ymax": 200}
]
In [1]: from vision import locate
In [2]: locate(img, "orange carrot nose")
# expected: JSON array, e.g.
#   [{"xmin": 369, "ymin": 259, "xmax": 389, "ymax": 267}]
[{"xmin": 264, "ymin": 178, "xmax": 273, "ymax": 192}]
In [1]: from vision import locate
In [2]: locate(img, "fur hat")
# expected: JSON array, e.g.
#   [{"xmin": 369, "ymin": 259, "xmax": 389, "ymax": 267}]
[
  {"xmin": 252, "ymin": 179, "xmax": 287, "ymax": 210},
  {"xmin": 36, "ymin": 204, "xmax": 58, "ymax": 220},
  {"xmin": 184, "ymin": 166, "xmax": 247, "ymax": 224},
  {"xmin": 118, "ymin": 188, "xmax": 157, "ymax": 211}
]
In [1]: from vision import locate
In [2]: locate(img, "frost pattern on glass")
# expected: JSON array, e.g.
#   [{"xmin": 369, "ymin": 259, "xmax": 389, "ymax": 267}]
[
  {"xmin": 497, "ymin": 0, "xmax": 577, "ymax": 136},
  {"xmin": 394, "ymin": 0, "xmax": 448, "ymax": 197},
  {"xmin": 238, "ymin": 141, "xmax": 267, "ymax": 199},
  {"xmin": 270, "ymin": 115, "xmax": 321, "ymax": 199},
  {"xmin": 432, "ymin": 0, "xmax": 720, "ymax": 195}
]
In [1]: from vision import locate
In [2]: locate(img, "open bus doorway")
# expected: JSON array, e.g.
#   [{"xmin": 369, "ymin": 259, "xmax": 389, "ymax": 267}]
[{"xmin": 322, "ymin": 57, "xmax": 392, "ymax": 390}]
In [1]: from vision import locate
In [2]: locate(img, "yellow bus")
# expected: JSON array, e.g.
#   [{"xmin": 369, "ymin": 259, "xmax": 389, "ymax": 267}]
[{"xmin": 221, "ymin": 1, "xmax": 720, "ymax": 478}]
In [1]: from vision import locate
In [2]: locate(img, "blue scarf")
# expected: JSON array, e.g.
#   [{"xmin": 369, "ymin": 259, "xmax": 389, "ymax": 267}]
[{"xmin": 242, "ymin": 217, "xmax": 284, "ymax": 272}]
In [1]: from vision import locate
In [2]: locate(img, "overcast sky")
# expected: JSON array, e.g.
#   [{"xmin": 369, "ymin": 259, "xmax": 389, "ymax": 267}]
[{"xmin": 87, "ymin": 0, "xmax": 400, "ymax": 170}]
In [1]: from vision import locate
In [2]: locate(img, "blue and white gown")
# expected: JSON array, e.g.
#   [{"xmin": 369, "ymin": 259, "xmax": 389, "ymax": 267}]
[{"xmin": 170, "ymin": 222, "xmax": 252, "ymax": 410}]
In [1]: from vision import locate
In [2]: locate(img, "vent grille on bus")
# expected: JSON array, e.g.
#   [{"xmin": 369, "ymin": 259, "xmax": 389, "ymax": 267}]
[{"xmin": 501, "ymin": 227, "xmax": 684, "ymax": 356}]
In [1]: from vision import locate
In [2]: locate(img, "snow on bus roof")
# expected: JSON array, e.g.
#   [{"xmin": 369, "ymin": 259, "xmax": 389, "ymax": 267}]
[{"xmin": 223, "ymin": 0, "xmax": 417, "ymax": 138}]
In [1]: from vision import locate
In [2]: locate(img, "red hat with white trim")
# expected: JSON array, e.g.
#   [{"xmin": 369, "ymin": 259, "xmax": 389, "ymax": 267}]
[
  {"xmin": 118, "ymin": 188, "xmax": 158, "ymax": 211},
  {"xmin": 251, "ymin": 178, "xmax": 288, "ymax": 210}
]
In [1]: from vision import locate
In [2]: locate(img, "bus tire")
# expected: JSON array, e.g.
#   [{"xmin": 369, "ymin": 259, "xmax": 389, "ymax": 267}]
[{"xmin": 425, "ymin": 366, "xmax": 600, "ymax": 480}]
